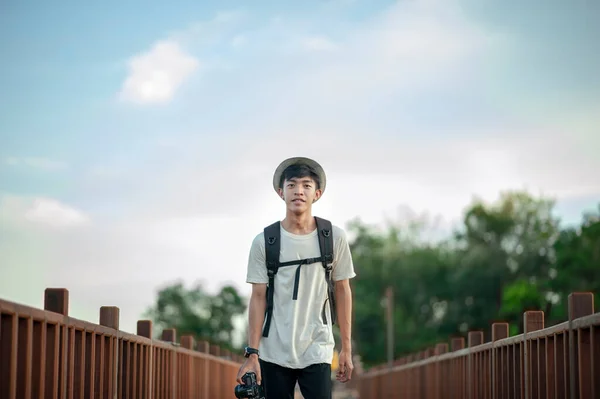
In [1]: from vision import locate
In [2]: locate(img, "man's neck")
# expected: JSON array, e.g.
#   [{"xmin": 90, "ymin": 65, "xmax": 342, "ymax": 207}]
[{"xmin": 281, "ymin": 211, "xmax": 316, "ymax": 235}]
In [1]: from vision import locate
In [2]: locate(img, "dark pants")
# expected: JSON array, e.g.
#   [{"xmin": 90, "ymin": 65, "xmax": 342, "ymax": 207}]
[{"xmin": 259, "ymin": 359, "xmax": 332, "ymax": 399}]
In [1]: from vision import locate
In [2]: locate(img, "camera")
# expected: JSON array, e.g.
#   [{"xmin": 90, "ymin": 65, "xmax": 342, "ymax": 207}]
[{"xmin": 234, "ymin": 372, "xmax": 265, "ymax": 399}]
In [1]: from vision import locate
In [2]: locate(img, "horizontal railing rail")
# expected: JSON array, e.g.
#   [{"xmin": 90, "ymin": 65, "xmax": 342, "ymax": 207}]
[
  {"xmin": 357, "ymin": 291, "xmax": 599, "ymax": 399},
  {"xmin": 0, "ymin": 287, "xmax": 243, "ymax": 399}
]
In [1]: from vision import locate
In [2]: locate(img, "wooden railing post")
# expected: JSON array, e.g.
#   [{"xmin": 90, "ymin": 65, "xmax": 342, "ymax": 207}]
[
  {"xmin": 450, "ymin": 337, "xmax": 465, "ymax": 399},
  {"xmin": 435, "ymin": 343, "xmax": 448, "ymax": 399},
  {"xmin": 198, "ymin": 341, "xmax": 211, "ymax": 399},
  {"xmin": 491, "ymin": 322, "xmax": 509, "ymax": 399},
  {"xmin": 43, "ymin": 288, "xmax": 69, "ymax": 398},
  {"xmin": 99, "ymin": 307, "xmax": 120, "ymax": 399},
  {"xmin": 44, "ymin": 288, "xmax": 69, "ymax": 316},
  {"xmin": 160, "ymin": 328, "xmax": 178, "ymax": 398},
  {"xmin": 568, "ymin": 292, "xmax": 594, "ymax": 399},
  {"xmin": 467, "ymin": 331, "xmax": 483, "ymax": 399},
  {"xmin": 523, "ymin": 310, "xmax": 544, "ymax": 399},
  {"xmin": 137, "ymin": 320, "xmax": 153, "ymax": 397},
  {"xmin": 180, "ymin": 335, "xmax": 196, "ymax": 398}
]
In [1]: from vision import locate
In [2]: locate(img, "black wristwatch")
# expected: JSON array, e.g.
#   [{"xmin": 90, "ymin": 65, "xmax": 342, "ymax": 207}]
[{"xmin": 244, "ymin": 346, "xmax": 259, "ymax": 358}]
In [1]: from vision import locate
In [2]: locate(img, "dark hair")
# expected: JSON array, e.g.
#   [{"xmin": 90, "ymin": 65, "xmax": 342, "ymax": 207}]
[{"xmin": 279, "ymin": 164, "xmax": 321, "ymax": 189}]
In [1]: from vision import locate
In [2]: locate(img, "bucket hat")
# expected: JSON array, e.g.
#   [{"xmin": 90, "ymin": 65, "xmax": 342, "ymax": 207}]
[{"xmin": 272, "ymin": 157, "xmax": 326, "ymax": 199}]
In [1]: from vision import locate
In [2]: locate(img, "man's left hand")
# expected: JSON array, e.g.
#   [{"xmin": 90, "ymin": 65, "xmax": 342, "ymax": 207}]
[{"xmin": 336, "ymin": 350, "xmax": 354, "ymax": 383}]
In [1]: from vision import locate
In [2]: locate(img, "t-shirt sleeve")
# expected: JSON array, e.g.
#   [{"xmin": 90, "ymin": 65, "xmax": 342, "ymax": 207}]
[
  {"xmin": 246, "ymin": 233, "xmax": 269, "ymax": 284},
  {"xmin": 332, "ymin": 226, "xmax": 357, "ymax": 281}
]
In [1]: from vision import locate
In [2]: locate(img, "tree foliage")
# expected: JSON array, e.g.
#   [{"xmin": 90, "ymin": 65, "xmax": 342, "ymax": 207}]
[
  {"xmin": 144, "ymin": 280, "xmax": 246, "ymax": 352},
  {"xmin": 348, "ymin": 191, "xmax": 600, "ymax": 367}
]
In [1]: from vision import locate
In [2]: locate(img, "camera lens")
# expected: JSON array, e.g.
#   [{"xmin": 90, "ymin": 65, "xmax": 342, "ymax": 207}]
[{"xmin": 234, "ymin": 384, "xmax": 252, "ymax": 398}]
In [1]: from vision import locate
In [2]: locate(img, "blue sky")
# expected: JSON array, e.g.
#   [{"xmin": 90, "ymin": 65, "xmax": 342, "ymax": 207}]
[{"xmin": 1, "ymin": 0, "xmax": 599, "ymax": 339}]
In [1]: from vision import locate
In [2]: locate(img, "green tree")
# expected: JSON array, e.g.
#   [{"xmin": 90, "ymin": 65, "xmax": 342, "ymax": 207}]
[
  {"xmin": 144, "ymin": 280, "xmax": 246, "ymax": 352},
  {"xmin": 453, "ymin": 190, "xmax": 561, "ymax": 335},
  {"xmin": 347, "ymin": 215, "xmax": 456, "ymax": 366},
  {"xmin": 345, "ymin": 190, "xmax": 592, "ymax": 367},
  {"xmin": 208, "ymin": 285, "xmax": 246, "ymax": 345},
  {"xmin": 550, "ymin": 204, "xmax": 600, "ymax": 321}
]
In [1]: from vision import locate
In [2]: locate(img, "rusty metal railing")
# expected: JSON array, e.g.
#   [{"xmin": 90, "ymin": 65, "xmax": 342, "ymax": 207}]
[
  {"xmin": 357, "ymin": 291, "xmax": 599, "ymax": 399},
  {"xmin": 0, "ymin": 287, "xmax": 244, "ymax": 398}
]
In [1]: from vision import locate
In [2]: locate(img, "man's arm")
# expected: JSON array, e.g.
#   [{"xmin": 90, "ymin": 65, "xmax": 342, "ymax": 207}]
[
  {"xmin": 237, "ymin": 282, "xmax": 266, "ymax": 384},
  {"xmin": 245, "ymin": 234, "xmax": 268, "ymax": 349},
  {"xmin": 334, "ymin": 279, "xmax": 352, "ymax": 351},
  {"xmin": 247, "ymin": 283, "xmax": 267, "ymax": 349},
  {"xmin": 334, "ymin": 278, "xmax": 354, "ymax": 382},
  {"xmin": 237, "ymin": 234, "xmax": 268, "ymax": 384}
]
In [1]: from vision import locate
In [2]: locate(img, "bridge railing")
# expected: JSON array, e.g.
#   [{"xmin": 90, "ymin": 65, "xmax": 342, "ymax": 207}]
[
  {"xmin": 0, "ymin": 287, "xmax": 243, "ymax": 399},
  {"xmin": 357, "ymin": 291, "xmax": 599, "ymax": 399}
]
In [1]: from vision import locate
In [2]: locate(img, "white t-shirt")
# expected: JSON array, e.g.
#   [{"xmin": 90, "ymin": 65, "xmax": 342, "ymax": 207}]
[{"xmin": 245, "ymin": 222, "xmax": 356, "ymax": 369}]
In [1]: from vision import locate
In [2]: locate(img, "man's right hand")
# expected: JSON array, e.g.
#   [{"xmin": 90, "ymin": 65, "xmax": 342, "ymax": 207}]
[{"xmin": 236, "ymin": 355, "xmax": 261, "ymax": 385}]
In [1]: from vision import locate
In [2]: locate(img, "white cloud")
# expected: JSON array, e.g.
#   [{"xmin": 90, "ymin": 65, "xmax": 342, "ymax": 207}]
[
  {"xmin": 118, "ymin": 39, "xmax": 200, "ymax": 105},
  {"xmin": 25, "ymin": 198, "xmax": 90, "ymax": 228},
  {"xmin": 0, "ymin": 195, "xmax": 90, "ymax": 229},
  {"xmin": 209, "ymin": 0, "xmax": 503, "ymax": 119},
  {"xmin": 300, "ymin": 1, "xmax": 497, "ymax": 96},
  {"xmin": 230, "ymin": 34, "xmax": 248, "ymax": 47},
  {"xmin": 300, "ymin": 36, "xmax": 338, "ymax": 52},
  {"xmin": 4, "ymin": 157, "xmax": 67, "ymax": 171},
  {"xmin": 116, "ymin": 9, "xmax": 248, "ymax": 105},
  {"xmin": 0, "ymin": 203, "xmax": 261, "ymax": 334},
  {"xmin": 169, "ymin": 125, "xmax": 599, "ymax": 226},
  {"xmin": 212, "ymin": 9, "xmax": 245, "ymax": 24}
]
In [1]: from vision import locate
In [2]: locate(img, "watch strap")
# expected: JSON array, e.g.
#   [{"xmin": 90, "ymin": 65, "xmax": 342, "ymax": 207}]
[{"xmin": 244, "ymin": 346, "xmax": 259, "ymax": 357}]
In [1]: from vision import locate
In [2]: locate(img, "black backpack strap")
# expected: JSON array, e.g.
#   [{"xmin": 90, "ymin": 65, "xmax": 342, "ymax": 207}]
[
  {"xmin": 315, "ymin": 217, "xmax": 336, "ymax": 325},
  {"xmin": 262, "ymin": 221, "xmax": 281, "ymax": 337}
]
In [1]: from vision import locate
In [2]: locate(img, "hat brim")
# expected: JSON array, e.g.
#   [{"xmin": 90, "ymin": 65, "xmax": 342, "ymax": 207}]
[{"xmin": 273, "ymin": 157, "xmax": 326, "ymax": 199}]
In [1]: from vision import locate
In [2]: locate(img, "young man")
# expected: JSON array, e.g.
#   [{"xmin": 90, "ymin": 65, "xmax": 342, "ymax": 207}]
[{"xmin": 236, "ymin": 157, "xmax": 356, "ymax": 399}]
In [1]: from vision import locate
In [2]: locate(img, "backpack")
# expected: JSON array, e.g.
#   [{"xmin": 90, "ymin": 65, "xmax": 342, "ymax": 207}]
[{"xmin": 261, "ymin": 216, "xmax": 336, "ymax": 338}]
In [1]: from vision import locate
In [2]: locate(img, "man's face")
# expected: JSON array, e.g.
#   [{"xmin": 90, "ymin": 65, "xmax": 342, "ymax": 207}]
[{"xmin": 279, "ymin": 176, "xmax": 321, "ymax": 212}]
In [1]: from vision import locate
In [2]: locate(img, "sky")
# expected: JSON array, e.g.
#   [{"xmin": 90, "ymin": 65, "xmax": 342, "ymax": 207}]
[{"xmin": 1, "ymin": 0, "xmax": 599, "ymax": 343}]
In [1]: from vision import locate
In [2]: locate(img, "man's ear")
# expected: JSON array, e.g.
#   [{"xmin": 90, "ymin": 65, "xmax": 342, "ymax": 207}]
[
  {"xmin": 277, "ymin": 188, "xmax": 285, "ymax": 200},
  {"xmin": 314, "ymin": 189, "xmax": 322, "ymax": 202}
]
